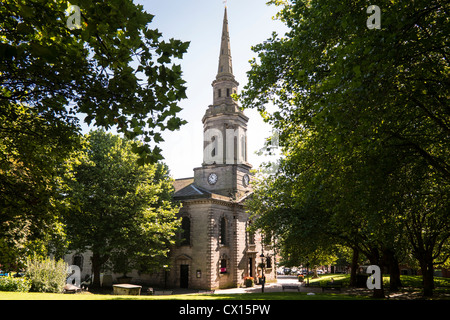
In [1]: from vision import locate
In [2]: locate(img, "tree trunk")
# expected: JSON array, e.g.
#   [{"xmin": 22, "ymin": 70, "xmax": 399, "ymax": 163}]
[
  {"xmin": 389, "ymin": 261, "xmax": 402, "ymax": 292},
  {"xmin": 420, "ymin": 259, "xmax": 434, "ymax": 297},
  {"xmin": 384, "ymin": 249, "xmax": 402, "ymax": 292},
  {"xmin": 349, "ymin": 248, "xmax": 359, "ymax": 287},
  {"xmin": 91, "ymin": 252, "xmax": 108, "ymax": 288},
  {"xmin": 373, "ymin": 285, "xmax": 385, "ymax": 298},
  {"xmin": 368, "ymin": 250, "xmax": 385, "ymax": 299}
]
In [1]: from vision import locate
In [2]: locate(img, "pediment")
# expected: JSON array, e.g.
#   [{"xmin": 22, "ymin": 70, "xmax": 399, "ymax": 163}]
[{"xmin": 175, "ymin": 254, "xmax": 192, "ymax": 261}]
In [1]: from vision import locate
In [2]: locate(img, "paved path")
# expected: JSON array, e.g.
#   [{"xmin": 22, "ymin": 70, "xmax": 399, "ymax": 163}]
[{"xmin": 213, "ymin": 275, "xmax": 322, "ymax": 295}]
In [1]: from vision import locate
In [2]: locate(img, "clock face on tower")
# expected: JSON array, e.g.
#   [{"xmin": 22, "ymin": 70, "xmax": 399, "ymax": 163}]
[{"xmin": 208, "ymin": 173, "xmax": 218, "ymax": 185}]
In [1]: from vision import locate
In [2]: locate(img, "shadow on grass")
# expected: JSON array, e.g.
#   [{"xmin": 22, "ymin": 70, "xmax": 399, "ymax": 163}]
[{"xmin": 109, "ymin": 292, "xmax": 371, "ymax": 300}]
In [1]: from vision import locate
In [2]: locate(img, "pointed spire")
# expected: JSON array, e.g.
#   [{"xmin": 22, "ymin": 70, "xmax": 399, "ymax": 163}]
[
  {"xmin": 211, "ymin": 6, "xmax": 239, "ymax": 106},
  {"xmin": 217, "ymin": 7, "xmax": 233, "ymax": 77}
]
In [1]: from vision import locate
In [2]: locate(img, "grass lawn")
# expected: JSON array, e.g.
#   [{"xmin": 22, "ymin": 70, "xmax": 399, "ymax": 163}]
[
  {"xmin": 304, "ymin": 273, "xmax": 450, "ymax": 296},
  {"xmin": 304, "ymin": 273, "xmax": 450, "ymax": 284},
  {"xmin": 0, "ymin": 291, "xmax": 368, "ymax": 300},
  {"xmin": 1, "ymin": 274, "xmax": 448, "ymax": 300}
]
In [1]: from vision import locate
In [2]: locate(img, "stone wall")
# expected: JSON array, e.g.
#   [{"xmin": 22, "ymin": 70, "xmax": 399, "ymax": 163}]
[{"xmin": 63, "ymin": 197, "xmax": 277, "ymax": 290}]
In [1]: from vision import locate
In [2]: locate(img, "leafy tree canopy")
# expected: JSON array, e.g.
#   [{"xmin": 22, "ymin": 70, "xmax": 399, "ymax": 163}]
[
  {"xmin": 241, "ymin": 0, "xmax": 449, "ymax": 296},
  {"xmin": 63, "ymin": 130, "xmax": 181, "ymax": 286},
  {"xmin": 1, "ymin": 0, "xmax": 189, "ymax": 163},
  {"xmin": 1, "ymin": 0, "xmax": 189, "ymax": 268}
]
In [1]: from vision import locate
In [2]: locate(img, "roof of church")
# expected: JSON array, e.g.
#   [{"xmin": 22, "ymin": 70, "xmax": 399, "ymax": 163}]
[
  {"xmin": 173, "ymin": 177, "xmax": 195, "ymax": 193},
  {"xmin": 173, "ymin": 178, "xmax": 209, "ymax": 198},
  {"xmin": 172, "ymin": 178, "xmax": 251, "ymax": 203}
]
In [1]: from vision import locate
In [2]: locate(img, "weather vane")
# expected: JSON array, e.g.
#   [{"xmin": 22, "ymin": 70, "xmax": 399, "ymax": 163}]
[{"xmin": 223, "ymin": 0, "xmax": 227, "ymax": 7}]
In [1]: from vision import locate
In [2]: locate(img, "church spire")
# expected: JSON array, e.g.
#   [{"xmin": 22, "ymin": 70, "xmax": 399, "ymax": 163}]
[
  {"xmin": 211, "ymin": 7, "xmax": 239, "ymax": 106},
  {"xmin": 217, "ymin": 7, "xmax": 233, "ymax": 76},
  {"xmin": 196, "ymin": 4, "xmax": 251, "ymax": 196}
]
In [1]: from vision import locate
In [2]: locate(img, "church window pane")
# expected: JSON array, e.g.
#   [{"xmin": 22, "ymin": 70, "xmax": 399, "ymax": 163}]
[
  {"xmin": 181, "ymin": 217, "xmax": 191, "ymax": 246},
  {"xmin": 266, "ymin": 256, "xmax": 272, "ymax": 269},
  {"xmin": 248, "ymin": 221, "xmax": 255, "ymax": 244},
  {"xmin": 211, "ymin": 136, "xmax": 216, "ymax": 157},
  {"xmin": 226, "ymin": 88, "xmax": 230, "ymax": 97},
  {"xmin": 249, "ymin": 231, "xmax": 255, "ymax": 245},
  {"xmin": 220, "ymin": 217, "xmax": 227, "ymax": 245},
  {"xmin": 220, "ymin": 259, "xmax": 227, "ymax": 274}
]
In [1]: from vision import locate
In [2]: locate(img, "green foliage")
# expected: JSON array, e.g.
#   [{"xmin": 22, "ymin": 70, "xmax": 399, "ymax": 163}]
[
  {"xmin": 1, "ymin": 0, "xmax": 189, "ymax": 269},
  {"xmin": 0, "ymin": 275, "xmax": 32, "ymax": 292},
  {"xmin": 0, "ymin": 102, "xmax": 77, "ymax": 269},
  {"xmin": 0, "ymin": 1, "xmax": 189, "ymax": 162},
  {"xmin": 241, "ymin": 0, "xmax": 449, "ymax": 296},
  {"xmin": 25, "ymin": 256, "xmax": 68, "ymax": 293},
  {"xmin": 63, "ymin": 130, "xmax": 181, "ymax": 285}
]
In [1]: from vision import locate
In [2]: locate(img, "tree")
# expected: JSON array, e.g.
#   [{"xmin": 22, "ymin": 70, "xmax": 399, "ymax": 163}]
[
  {"xmin": 63, "ymin": 130, "xmax": 181, "ymax": 287},
  {"xmin": 0, "ymin": 103, "xmax": 78, "ymax": 270},
  {"xmin": 1, "ymin": 1, "xmax": 189, "ymax": 163},
  {"xmin": 241, "ymin": 0, "xmax": 449, "ymax": 297},
  {"xmin": 1, "ymin": 0, "xmax": 188, "ymax": 268}
]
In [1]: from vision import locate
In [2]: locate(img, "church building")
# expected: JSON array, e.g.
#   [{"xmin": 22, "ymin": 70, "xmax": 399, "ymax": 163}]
[
  {"xmin": 160, "ymin": 7, "xmax": 276, "ymax": 290},
  {"xmin": 63, "ymin": 7, "xmax": 276, "ymax": 291}
]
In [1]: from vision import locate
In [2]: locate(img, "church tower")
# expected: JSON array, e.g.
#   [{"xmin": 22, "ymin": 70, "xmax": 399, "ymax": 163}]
[
  {"xmin": 194, "ymin": 7, "xmax": 252, "ymax": 199},
  {"xmin": 63, "ymin": 6, "xmax": 276, "ymax": 291}
]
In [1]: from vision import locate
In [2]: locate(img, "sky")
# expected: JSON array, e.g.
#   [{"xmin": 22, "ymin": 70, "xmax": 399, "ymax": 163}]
[{"xmin": 84, "ymin": 0, "xmax": 288, "ymax": 179}]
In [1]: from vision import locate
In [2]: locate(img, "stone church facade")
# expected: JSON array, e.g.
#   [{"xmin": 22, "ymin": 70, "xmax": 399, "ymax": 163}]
[
  {"xmin": 158, "ymin": 7, "xmax": 276, "ymax": 290},
  {"xmin": 64, "ymin": 8, "xmax": 276, "ymax": 290}
]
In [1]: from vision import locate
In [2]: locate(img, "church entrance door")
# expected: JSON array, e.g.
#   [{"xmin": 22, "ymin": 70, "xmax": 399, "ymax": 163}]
[{"xmin": 180, "ymin": 264, "xmax": 189, "ymax": 288}]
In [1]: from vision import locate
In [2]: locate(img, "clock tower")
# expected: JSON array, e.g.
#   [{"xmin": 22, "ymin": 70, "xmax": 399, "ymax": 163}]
[
  {"xmin": 64, "ymin": 6, "xmax": 276, "ymax": 291},
  {"xmin": 193, "ymin": 7, "xmax": 252, "ymax": 198}
]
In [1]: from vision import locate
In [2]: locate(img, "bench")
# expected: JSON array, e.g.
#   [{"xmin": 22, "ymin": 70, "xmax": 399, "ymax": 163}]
[
  {"xmin": 321, "ymin": 282, "xmax": 342, "ymax": 293},
  {"xmin": 282, "ymin": 284, "xmax": 300, "ymax": 292}
]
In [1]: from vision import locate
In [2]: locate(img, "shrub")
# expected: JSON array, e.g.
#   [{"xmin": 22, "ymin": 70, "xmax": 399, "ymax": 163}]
[
  {"xmin": 244, "ymin": 276, "xmax": 254, "ymax": 287},
  {"xmin": 25, "ymin": 256, "xmax": 68, "ymax": 293},
  {"xmin": 0, "ymin": 275, "xmax": 31, "ymax": 292}
]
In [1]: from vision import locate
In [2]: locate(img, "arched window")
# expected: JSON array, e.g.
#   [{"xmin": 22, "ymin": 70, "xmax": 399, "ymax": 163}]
[
  {"xmin": 211, "ymin": 136, "xmax": 216, "ymax": 158},
  {"xmin": 220, "ymin": 217, "xmax": 227, "ymax": 245},
  {"xmin": 248, "ymin": 221, "xmax": 255, "ymax": 245},
  {"xmin": 181, "ymin": 216, "xmax": 191, "ymax": 246},
  {"xmin": 266, "ymin": 256, "xmax": 272, "ymax": 269},
  {"xmin": 220, "ymin": 258, "xmax": 227, "ymax": 274}
]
